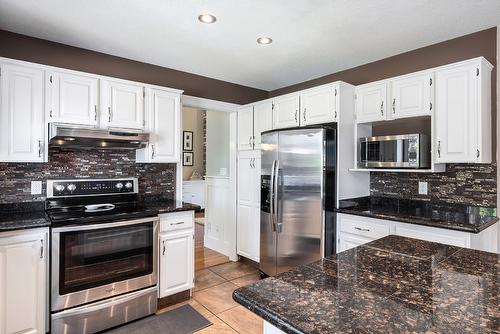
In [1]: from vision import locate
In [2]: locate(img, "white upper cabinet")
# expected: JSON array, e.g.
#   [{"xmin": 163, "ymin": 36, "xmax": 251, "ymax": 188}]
[
  {"xmin": 0, "ymin": 228, "xmax": 48, "ymax": 334},
  {"xmin": 253, "ymin": 100, "xmax": 273, "ymax": 149},
  {"xmin": 136, "ymin": 88, "xmax": 181, "ymax": 163},
  {"xmin": 0, "ymin": 63, "xmax": 45, "ymax": 162},
  {"xmin": 48, "ymin": 71, "xmax": 98, "ymax": 126},
  {"xmin": 391, "ymin": 72, "xmax": 433, "ymax": 119},
  {"xmin": 434, "ymin": 59, "xmax": 492, "ymax": 163},
  {"xmin": 237, "ymin": 105, "xmax": 254, "ymax": 150},
  {"xmin": 273, "ymin": 92, "xmax": 300, "ymax": 129},
  {"xmin": 300, "ymin": 83, "xmax": 338, "ymax": 126},
  {"xmin": 104, "ymin": 79, "xmax": 144, "ymax": 130},
  {"xmin": 355, "ymin": 82, "xmax": 387, "ymax": 123}
]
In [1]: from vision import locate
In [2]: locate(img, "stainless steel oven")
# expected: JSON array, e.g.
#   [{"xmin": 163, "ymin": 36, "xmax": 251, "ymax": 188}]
[
  {"xmin": 51, "ymin": 217, "xmax": 158, "ymax": 311},
  {"xmin": 358, "ymin": 134, "xmax": 430, "ymax": 168}
]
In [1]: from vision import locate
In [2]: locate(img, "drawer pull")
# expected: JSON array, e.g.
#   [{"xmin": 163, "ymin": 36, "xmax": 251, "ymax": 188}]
[
  {"xmin": 170, "ymin": 222, "xmax": 185, "ymax": 226},
  {"xmin": 354, "ymin": 227, "xmax": 370, "ymax": 232}
]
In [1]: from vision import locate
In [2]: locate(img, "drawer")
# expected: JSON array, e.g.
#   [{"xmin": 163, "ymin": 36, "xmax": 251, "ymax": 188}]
[
  {"xmin": 339, "ymin": 214, "xmax": 391, "ymax": 239},
  {"xmin": 159, "ymin": 211, "xmax": 194, "ymax": 232}
]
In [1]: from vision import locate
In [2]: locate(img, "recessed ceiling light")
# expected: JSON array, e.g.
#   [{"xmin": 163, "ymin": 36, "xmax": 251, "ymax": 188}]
[
  {"xmin": 198, "ymin": 14, "xmax": 216, "ymax": 24},
  {"xmin": 257, "ymin": 37, "xmax": 273, "ymax": 45}
]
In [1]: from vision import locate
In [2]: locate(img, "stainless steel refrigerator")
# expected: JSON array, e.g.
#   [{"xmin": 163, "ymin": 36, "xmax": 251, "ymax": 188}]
[{"xmin": 260, "ymin": 126, "xmax": 336, "ymax": 277}]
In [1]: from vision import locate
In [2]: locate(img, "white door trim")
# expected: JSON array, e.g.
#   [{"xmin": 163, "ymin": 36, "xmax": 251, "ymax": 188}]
[{"xmin": 181, "ymin": 95, "xmax": 240, "ymax": 261}]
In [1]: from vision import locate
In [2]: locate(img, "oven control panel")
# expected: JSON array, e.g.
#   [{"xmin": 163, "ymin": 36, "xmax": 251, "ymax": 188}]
[{"xmin": 47, "ymin": 178, "xmax": 137, "ymax": 197}]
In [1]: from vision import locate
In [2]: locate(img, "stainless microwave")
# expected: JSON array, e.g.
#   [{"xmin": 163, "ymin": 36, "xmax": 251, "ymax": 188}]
[{"xmin": 358, "ymin": 134, "xmax": 430, "ymax": 169}]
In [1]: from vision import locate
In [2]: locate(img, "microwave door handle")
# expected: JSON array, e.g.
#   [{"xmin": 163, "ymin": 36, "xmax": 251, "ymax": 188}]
[{"xmin": 269, "ymin": 160, "xmax": 276, "ymax": 232}]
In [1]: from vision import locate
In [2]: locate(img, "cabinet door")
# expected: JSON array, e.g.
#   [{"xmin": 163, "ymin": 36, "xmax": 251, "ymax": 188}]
[
  {"xmin": 0, "ymin": 63, "xmax": 45, "ymax": 162},
  {"xmin": 435, "ymin": 64, "xmax": 478, "ymax": 163},
  {"xmin": 301, "ymin": 84, "xmax": 337, "ymax": 126},
  {"xmin": 355, "ymin": 82, "xmax": 387, "ymax": 123},
  {"xmin": 48, "ymin": 71, "xmax": 98, "ymax": 125},
  {"xmin": 253, "ymin": 100, "xmax": 273, "ymax": 149},
  {"xmin": 391, "ymin": 73, "xmax": 432, "ymax": 119},
  {"xmin": 273, "ymin": 93, "xmax": 300, "ymax": 129},
  {"xmin": 0, "ymin": 230, "xmax": 47, "ymax": 334},
  {"xmin": 237, "ymin": 153, "xmax": 260, "ymax": 262},
  {"xmin": 338, "ymin": 233, "xmax": 372, "ymax": 253},
  {"xmin": 159, "ymin": 230, "xmax": 194, "ymax": 298},
  {"xmin": 394, "ymin": 224, "xmax": 468, "ymax": 248},
  {"xmin": 150, "ymin": 89, "xmax": 180, "ymax": 163},
  {"xmin": 238, "ymin": 106, "xmax": 254, "ymax": 150},
  {"xmin": 105, "ymin": 80, "xmax": 144, "ymax": 130}
]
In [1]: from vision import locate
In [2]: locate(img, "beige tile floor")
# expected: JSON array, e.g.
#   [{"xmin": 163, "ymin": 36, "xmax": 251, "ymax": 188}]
[{"xmin": 158, "ymin": 261, "xmax": 263, "ymax": 334}]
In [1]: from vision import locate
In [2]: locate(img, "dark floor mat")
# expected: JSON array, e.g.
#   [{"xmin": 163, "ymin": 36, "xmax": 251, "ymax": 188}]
[{"xmin": 105, "ymin": 304, "xmax": 212, "ymax": 334}]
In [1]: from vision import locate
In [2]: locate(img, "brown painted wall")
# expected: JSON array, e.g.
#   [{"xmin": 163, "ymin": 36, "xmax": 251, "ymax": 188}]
[
  {"xmin": 270, "ymin": 27, "xmax": 497, "ymax": 158},
  {"xmin": 0, "ymin": 30, "xmax": 268, "ymax": 105}
]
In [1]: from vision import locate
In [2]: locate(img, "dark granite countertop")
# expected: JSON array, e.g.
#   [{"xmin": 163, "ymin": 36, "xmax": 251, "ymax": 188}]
[
  {"xmin": 233, "ymin": 235, "xmax": 499, "ymax": 334},
  {"xmin": 0, "ymin": 202, "xmax": 50, "ymax": 232},
  {"xmin": 336, "ymin": 196, "xmax": 498, "ymax": 233},
  {"xmin": 140, "ymin": 199, "xmax": 201, "ymax": 214}
]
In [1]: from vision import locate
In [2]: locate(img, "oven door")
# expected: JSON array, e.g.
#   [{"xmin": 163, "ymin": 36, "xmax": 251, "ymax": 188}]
[
  {"xmin": 358, "ymin": 134, "xmax": 419, "ymax": 168},
  {"xmin": 51, "ymin": 217, "xmax": 159, "ymax": 312}
]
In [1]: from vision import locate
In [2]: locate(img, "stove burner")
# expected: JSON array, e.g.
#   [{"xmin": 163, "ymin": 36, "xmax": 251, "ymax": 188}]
[{"xmin": 84, "ymin": 203, "xmax": 116, "ymax": 212}]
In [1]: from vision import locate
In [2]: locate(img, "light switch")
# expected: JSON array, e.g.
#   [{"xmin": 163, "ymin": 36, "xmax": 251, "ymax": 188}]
[
  {"xmin": 31, "ymin": 181, "xmax": 42, "ymax": 195},
  {"xmin": 418, "ymin": 181, "xmax": 428, "ymax": 195}
]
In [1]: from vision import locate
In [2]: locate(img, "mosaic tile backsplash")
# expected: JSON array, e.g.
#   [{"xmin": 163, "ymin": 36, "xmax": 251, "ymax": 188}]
[
  {"xmin": 371, "ymin": 164, "xmax": 497, "ymax": 207},
  {"xmin": 0, "ymin": 147, "xmax": 176, "ymax": 204}
]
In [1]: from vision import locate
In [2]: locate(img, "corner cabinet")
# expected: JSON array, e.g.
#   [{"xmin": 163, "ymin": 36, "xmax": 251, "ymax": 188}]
[
  {"xmin": 136, "ymin": 88, "xmax": 182, "ymax": 163},
  {"xmin": 47, "ymin": 70, "xmax": 99, "ymax": 126},
  {"xmin": 102, "ymin": 79, "xmax": 145, "ymax": 130},
  {"xmin": 0, "ymin": 62, "xmax": 46, "ymax": 162},
  {"xmin": 237, "ymin": 151, "xmax": 261, "ymax": 262},
  {"xmin": 0, "ymin": 228, "xmax": 48, "ymax": 334},
  {"xmin": 434, "ymin": 59, "xmax": 492, "ymax": 163},
  {"xmin": 158, "ymin": 211, "xmax": 195, "ymax": 298}
]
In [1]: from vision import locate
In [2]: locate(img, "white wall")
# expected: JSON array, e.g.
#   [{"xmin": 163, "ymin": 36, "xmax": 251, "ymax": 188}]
[
  {"xmin": 182, "ymin": 106, "xmax": 205, "ymax": 180},
  {"xmin": 206, "ymin": 110, "xmax": 230, "ymax": 177}
]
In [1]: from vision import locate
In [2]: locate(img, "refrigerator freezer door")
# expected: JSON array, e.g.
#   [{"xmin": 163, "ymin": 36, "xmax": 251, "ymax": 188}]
[
  {"xmin": 259, "ymin": 132, "xmax": 279, "ymax": 276},
  {"xmin": 276, "ymin": 128, "xmax": 323, "ymax": 274}
]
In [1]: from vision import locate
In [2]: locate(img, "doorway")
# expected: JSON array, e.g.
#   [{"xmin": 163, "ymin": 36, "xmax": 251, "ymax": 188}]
[{"xmin": 182, "ymin": 106, "xmax": 230, "ymax": 271}]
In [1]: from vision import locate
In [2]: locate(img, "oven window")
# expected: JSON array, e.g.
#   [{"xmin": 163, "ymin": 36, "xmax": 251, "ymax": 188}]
[{"xmin": 59, "ymin": 222, "xmax": 153, "ymax": 295}]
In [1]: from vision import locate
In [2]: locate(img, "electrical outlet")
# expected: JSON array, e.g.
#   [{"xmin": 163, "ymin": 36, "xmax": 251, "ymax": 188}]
[
  {"xmin": 418, "ymin": 181, "xmax": 428, "ymax": 195},
  {"xmin": 31, "ymin": 181, "xmax": 42, "ymax": 195}
]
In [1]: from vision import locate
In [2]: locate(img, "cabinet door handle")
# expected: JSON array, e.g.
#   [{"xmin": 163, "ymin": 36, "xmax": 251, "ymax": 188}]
[
  {"xmin": 249, "ymin": 136, "xmax": 252, "ymax": 147},
  {"xmin": 437, "ymin": 141, "xmax": 441, "ymax": 158},
  {"xmin": 170, "ymin": 222, "xmax": 185, "ymax": 226},
  {"xmin": 380, "ymin": 101, "xmax": 384, "ymax": 116},
  {"xmin": 108, "ymin": 107, "xmax": 112, "ymax": 122},
  {"xmin": 49, "ymin": 110, "xmax": 53, "ymax": 118},
  {"xmin": 151, "ymin": 145, "xmax": 155, "ymax": 159},
  {"xmin": 162, "ymin": 240, "xmax": 166, "ymax": 255},
  {"xmin": 477, "ymin": 149, "xmax": 480, "ymax": 158},
  {"xmin": 392, "ymin": 98, "xmax": 396, "ymax": 114},
  {"xmin": 94, "ymin": 105, "xmax": 98, "ymax": 121},
  {"xmin": 40, "ymin": 239, "xmax": 44, "ymax": 259},
  {"xmin": 303, "ymin": 108, "xmax": 306, "ymax": 122},
  {"xmin": 354, "ymin": 227, "xmax": 370, "ymax": 232},
  {"xmin": 294, "ymin": 110, "xmax": 298, "ymax": 123},
  {"xmin": 38, "ymin": 140, "xmax": 42, "ymax": 158}
]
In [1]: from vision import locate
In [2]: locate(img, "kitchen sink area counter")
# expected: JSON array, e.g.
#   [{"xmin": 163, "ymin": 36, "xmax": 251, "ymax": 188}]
[
  {"xmin": 233, "ymin": 235, "xmax": 499, "ymax": 334},
  {"xmin": 0, "ymin": 202, "xmax": 50, "ymax": 231},
  {"xmin": 337, "ymin": 196, "xmax": 498, "ymax": 233}
]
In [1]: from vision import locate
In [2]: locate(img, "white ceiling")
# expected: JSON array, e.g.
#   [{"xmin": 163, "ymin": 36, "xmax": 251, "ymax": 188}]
[{"xmin": 0, "ymin": 0, "xmax": 499, "ymax": 91}]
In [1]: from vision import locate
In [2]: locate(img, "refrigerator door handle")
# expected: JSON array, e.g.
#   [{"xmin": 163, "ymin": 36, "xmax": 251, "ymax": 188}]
[
  {"xmin": 269, "ymin": 160, "xmax": 276, "ymax": 232},
  {"xmin": 273, "ymin": 159, "xmax": 280, "ymax": 232}
]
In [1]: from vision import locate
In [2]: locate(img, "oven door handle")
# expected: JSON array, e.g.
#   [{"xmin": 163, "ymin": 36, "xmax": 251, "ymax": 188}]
[{"xmin": 51, "ymin": 216, "xmax": 159, "ymax": 232}]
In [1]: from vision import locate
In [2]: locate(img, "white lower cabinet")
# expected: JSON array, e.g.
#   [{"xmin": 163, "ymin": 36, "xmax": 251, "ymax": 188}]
[
  {"xmin": 0, "ymin": 228, "xmax": 48, "ymax": 334},
  {"xmin": 158, "ymin": 211, "xmax": 194, "ymax": 298},
  {"xmin": 337, "ymin": 213, "xmax": 498, "ymax": 253}
]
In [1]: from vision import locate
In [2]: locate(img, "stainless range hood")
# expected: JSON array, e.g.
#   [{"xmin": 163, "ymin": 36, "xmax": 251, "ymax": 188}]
[{"xmin": 48, "ymin": 124, "xmax": 149, "ymax": 150}]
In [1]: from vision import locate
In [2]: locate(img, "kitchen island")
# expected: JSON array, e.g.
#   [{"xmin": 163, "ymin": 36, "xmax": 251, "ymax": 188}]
[{"xmin": 233, "ymin": 235, "xmax": 499, "ymax": 333}]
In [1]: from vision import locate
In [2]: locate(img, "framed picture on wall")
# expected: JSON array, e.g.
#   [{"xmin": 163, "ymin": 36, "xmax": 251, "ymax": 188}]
[
  {"xmin": 183, "ymin": 152, "xmax": 194, "ymax": 166},
  {"xmin": 183, "ymin": 131, "xmax": 193, "ymax": 151}
]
